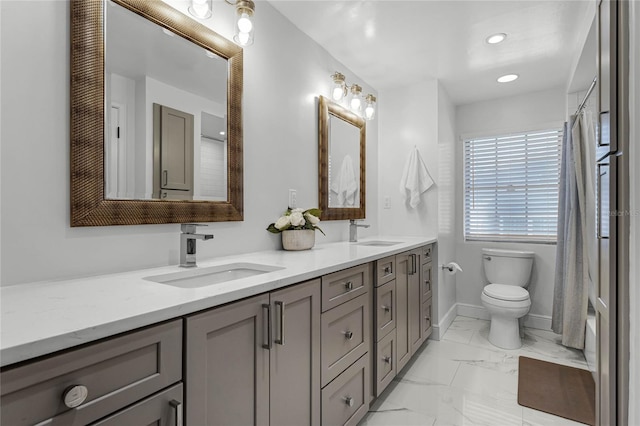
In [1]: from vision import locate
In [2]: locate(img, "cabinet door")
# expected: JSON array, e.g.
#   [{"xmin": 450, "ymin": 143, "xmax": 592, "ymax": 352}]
[
  {"xmin": 407, "ymin": 249, "xmax": 423, "ymax": 355},
  {"xmin": 185, "ymin": 294, "xmax": 270, "ymax": 426},
  {"xmin": 270, "ymin": 280, "xmax": 321, "ymax": 426},
  {"xmin": 395, "ymin": 253, "xmax": 411, "ymax": 371}
]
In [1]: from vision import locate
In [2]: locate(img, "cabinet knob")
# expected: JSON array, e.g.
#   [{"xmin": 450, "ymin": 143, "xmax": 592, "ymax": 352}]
[
  {"xmin": 383, "ymin": 356, "xmax": 392, "ymax": 364},
  {"xmin": 62, "ymin": 385, "xmax": 88, "ymax": 408},
  {"xmin": 425, "ymin": 316, "xmax": 431, "ymax": 321},
  {"xmin": 343, "ymin": 330, "xmax": 354, "ymax": 340},
  {"xmin": 344, "ymin": 396, "xmax": 355, "ymax": 407},
  {"xmin": 381, "ymin": 305, "xmax": 391, "ymax": 313},
  {"xmin": 384, "ymin": 266, "xmax": 391, "ymax": 274},
  {"xmin": 344, "ymin": 281, "xmax": 353, "ymax": 291}
]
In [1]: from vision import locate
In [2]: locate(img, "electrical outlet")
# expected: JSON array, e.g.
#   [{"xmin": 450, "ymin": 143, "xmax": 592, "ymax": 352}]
[
  {"xmin": 288, "ymin": 189, "xmax": 297, "ymax": 208},
  {"xmin": 384, "ymin": 196, "xmax": 391, "ymax": 209}
]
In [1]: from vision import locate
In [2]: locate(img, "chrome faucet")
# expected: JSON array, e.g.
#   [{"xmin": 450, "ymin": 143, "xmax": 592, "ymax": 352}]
[
  {"xmin": 349, "ymin": 219, "xmax": 370, "ymax": 242},
  {"xmin": 180, "ymin": 224, "xmax": 214, "ymax": 268}
]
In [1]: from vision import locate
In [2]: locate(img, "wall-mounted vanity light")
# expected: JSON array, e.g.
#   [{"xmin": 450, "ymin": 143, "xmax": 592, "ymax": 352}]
[
  {"xmin": 330, "ymin": 71, "xmax": 376, "ymax": 120},
  {"xmin": 188, "ymin": 0, "xmax": 255, "ymax": 47}
]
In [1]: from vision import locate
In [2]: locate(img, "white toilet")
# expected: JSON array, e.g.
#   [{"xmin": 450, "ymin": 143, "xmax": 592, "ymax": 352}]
[{"xmin": 480, "ymin": 248, "xmax": 534, "ymax": 349}]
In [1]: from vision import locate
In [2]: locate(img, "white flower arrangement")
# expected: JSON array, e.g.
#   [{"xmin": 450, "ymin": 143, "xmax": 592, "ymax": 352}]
[{"xmin": 267, "ymin": 207, "xmax": 325, "ymax": 235}]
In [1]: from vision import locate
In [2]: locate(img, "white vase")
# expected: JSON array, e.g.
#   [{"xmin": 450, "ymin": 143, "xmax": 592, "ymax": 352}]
[{"xmin": 281, "ymin": 230, "xmax": 315, "ymax": 251}]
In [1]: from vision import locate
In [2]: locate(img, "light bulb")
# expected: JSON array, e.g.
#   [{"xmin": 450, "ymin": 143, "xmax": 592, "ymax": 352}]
[
  {"xmin": 332, "ymin": 86, "xmax": 344, "ymax": 101},
  {"xmin": 188, "ymin": 0, "xmax": 211, "ymax": 19},
  {"xmin": 350, "ymin": 96, "xmax": 362, "ymax": 112},
  {"xmin": 237, "ymin": 12, "xmax": 253, "ymax": 33},
  {"xmin": 237, "ymin": 31, "xmax": 250, "ymax": 46}
]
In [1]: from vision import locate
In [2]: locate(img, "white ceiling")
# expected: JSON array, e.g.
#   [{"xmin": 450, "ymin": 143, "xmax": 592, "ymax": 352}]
[{"xmin": 268, "ymin": 0, "xmax": 595, "ymax": 105}]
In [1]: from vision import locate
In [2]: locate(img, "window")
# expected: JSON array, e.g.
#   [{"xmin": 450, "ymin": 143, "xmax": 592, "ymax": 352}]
[{"xmin": 463, "ymin": 127, "xmax": 563, "ymax": 242}]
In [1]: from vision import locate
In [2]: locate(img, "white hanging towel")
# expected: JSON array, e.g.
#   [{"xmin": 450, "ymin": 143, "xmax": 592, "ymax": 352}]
[
  {"xmin": 399, "ymin": 146, "xmax": 434, "ymax": 208},
  {"xmin": 330, "ymin": 154, "xmax": 358, "ymax": 206}
]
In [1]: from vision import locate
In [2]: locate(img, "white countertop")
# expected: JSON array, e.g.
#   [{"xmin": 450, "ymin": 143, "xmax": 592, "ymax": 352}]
[{"xmin": 0, "ymin": 236, "xmax": 436, "ymax": 367}]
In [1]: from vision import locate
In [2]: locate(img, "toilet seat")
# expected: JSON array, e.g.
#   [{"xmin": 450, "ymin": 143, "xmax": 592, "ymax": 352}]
[{"xmin": 483, "ymin": 284, "xmax": 529, "ymax": 301}]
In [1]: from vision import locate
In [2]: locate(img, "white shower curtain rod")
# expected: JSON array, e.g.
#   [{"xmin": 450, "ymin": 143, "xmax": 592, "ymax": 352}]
[{"xmin": 575, "ymin": 76, "xmax": 598, "ymax": 116}]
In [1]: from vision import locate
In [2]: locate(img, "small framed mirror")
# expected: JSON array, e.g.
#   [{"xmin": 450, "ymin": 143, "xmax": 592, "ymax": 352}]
[
  {"xmin": 318, "ymin": 96, "xmax": 366, "ymax": 221},
  {"xmin": 71, "ymin": 0, "xmax": 243, "ymax": 226}
]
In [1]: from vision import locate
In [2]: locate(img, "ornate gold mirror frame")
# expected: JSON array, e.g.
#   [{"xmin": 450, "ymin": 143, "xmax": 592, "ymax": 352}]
[
  {"xmin": 71, "ymin": 0, "xmax": 243, "ymax": 226},
  {"xmin": 318, "ymin": 96, "xmax": 366, "ymax": 221}
]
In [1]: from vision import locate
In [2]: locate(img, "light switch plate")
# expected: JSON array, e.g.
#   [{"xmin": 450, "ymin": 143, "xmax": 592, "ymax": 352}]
[{"xmin": 289, "ymin": 189, "xmax": 297, "ymax": 208}]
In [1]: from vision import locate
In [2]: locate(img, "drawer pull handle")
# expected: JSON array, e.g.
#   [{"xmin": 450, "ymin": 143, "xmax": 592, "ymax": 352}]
[
  {"xmin": 383, "ymin": 356, "xmax": 392, "ymax": 364},
  {"xmin": 343, "ymin": 330, "xmax": 354, "ymax": 340},
  {"xmin": 344, "ymin": 396, "xmax": 355, "ymax": 407},
  {"xmin": 344, "ymin": 281, "xmax": 353, "ymax": 291},
  {"xmin": 170, "ymin": 399, "xmax": 183, "ymax": 426},
  {"xmin": 382, "ymin": 305, "xmax": 391, "ymax": 313},
  {"xmin": 425, "ymin": 316, "xmax": 431, "ymax": 321},
  {"xmin": 62, "ymin": 385, "xmax": 88, "ymax": 408},
  {"xmin": 383, "ymin": 266, "xmax": 391, "ymax": 274}
]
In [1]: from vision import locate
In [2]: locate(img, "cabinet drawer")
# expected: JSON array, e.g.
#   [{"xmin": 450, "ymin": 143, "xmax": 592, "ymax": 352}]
[
  {"xmin": 321, "ymin": 294, "xmax": 369, "ymax": 387},
  {"xmin": 90, "ymin": 383, "xmax": 183, "ymax": 426},
  {"xmin": 321, "ymin": 354, "xmax": 370, "ymax": 426},
  {"xmin": 322, "ymin": 264, "xmax": 370, "ymax": 312},
  {"xmin": 375, "ymin": 280, "xmax": 396, "ymax": 341},
  {"xmin": 421, "ymin": 244, "xmax": 433, "ymax": 264},
  {"xmin": 422, "ymin": 262, "xmax": 432, "ymax": 301},
  {"xmin": 375, "ymin": 256, "xmax": 396, "ymax": 286},
  {"xmin": 375, "ymin": 330, "xmax": 396, "ymax": 397},
  {"xmin": 0, "ymin": 320, "xmax": 182, "ymax": 426},
  {"xmin": 422, "ymin": 298, "xmax": 433, "ymax": 339}
]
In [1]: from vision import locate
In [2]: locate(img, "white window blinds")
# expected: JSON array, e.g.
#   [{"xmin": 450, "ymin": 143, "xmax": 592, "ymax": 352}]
[{"xmin": 463, "ymin": 128, "xmax": 563, "ymax": 242}]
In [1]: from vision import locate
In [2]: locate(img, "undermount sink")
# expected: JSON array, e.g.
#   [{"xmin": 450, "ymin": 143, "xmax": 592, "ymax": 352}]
[
  {"xmin": 144, "ymin": 263, "xmax": 284, "ymax": 289},
  {"xmin": 356, "ymin": 240, "xmax": 403, "ymax": 247}
]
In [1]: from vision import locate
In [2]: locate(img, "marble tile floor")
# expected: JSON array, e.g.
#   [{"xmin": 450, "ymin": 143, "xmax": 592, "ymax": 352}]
[{"xmin": 360, "ymin": 316, "xmax": 590, "ymax": 426}]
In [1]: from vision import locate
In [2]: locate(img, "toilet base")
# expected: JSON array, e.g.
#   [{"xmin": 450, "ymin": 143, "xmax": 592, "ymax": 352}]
[{"xmin": 488, "ymin": 316, "xmax": 522, "ymax": 349}]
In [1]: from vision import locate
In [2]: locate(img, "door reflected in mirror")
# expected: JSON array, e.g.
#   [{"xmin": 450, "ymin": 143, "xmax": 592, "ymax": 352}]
[
  {"xmin": 105, "ymin": 0, "xmax": 228, "ymax": 201},
  {"xmin": 318, "ymin": 96, "xmax": 366, "ymax": 221}
]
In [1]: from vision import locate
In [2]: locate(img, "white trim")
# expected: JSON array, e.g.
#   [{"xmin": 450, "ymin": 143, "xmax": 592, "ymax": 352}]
[
  {"xmin": 459, "ymin": 120, "xmax": 565, "ymax": 143},
  {"xmin": 455, "ymin": 303, "xmax": 552, "ymax": 331},
  {"xmin": 432, "ymin": 303, "xmax": 458, "ymax": 341},
  {"xmin": 456, "ymin": 303, "xmax": 490, "ymax": 320}
]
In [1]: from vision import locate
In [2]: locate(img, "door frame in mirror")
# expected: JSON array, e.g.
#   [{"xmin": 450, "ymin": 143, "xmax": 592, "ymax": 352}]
[
  {"xmin": 318, "ymin": 96, "xmax": 366, "ymax": 221},
  {"xmin": 71, "ymin": 0, "xmax": 243, "ymax": 226}
]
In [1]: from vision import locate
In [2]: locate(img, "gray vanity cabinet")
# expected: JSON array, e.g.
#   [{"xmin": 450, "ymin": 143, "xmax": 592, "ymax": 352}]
[
  {"xmin": 185, "ymin": 279, "xmax": 321, "ymax": 426},
  {"xmin": 0, "ymin": 320, "xmax": 183, "ymax": 426}
]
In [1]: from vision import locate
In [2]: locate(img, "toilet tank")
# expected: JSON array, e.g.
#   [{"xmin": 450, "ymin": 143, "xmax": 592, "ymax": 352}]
[{"xmin": 482, "ymin": 248, "xmax": 534, "ymax": 287}]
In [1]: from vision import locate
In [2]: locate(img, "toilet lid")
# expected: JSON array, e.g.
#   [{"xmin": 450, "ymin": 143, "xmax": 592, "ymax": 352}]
[{"xmin": 483, "ymin": 284, "xmax": 529, "ymax": 301}]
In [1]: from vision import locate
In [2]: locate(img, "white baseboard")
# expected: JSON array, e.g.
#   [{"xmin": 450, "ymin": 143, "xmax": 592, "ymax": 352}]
[
  {"xmin": 432, "ymin": 303, "xmax": 458, "ymax": 340},
  {"xmin": 455, "ymin": 303, "xmax": 552, "ymax": 331},
  {"xmin": 456, "ymin": 303, "xmax": 490, "ymax": 320}
]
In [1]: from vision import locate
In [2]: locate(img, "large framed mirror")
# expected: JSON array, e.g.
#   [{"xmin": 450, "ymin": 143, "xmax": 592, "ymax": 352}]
[
  {"xmin": 318, "ymin": 96, "xmax": 366, "ymax": 221},
  {"xmin": 71, "ymin": 0, "xmax": 243, "ymax": 226}
]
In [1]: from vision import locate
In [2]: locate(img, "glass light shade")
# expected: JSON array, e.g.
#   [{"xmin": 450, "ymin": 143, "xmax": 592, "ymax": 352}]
[
  {"xmin": 364, "ymin": 94, "xmax": 376, "ymax": 120},
  {"xmin": 350, "ymin": 84, "xmax": 363, "ymax": 112},
  {"xmin": 188, "ymin": 0, "xmax": 212, "ymax": 19},
  {"xmin": 233, "ymin": 1, "xmax": 255, "ymax": 46},
  {"xmin": 330, "ymin": 72, "xmax": 346, "ymax": 101}
]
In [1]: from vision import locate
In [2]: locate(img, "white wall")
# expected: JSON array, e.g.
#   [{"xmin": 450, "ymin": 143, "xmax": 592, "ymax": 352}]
[
  {"xmin": 378, "ymin": 80, "xmax": 438, "ymax": 237},
  {"xmin": 454, "ymin": 87, "xmax": 567, "ymax": 327},
  {"xmin": 435, "ymin": 83, "xmax": 457, "ymax": 336},
  {"xmin": 628, "ymin": 1, "xmax": 639, "ymax": 423},
  {"xmin": 0, "ymin": 0, "xmax": 378, "ymax": 286}
]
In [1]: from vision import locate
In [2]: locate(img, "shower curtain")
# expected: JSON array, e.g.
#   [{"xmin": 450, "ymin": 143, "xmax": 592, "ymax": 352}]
[{"xmin": 552, "ymin": 111, "xmax": 597, "ymax": 349}]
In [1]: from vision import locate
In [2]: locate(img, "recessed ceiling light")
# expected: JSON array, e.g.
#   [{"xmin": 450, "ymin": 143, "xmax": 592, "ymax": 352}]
[
  {"xmin": 219, "ymin": 131, "xmax": 226, "ymax": 135},
  {"xmin": 497, "ymin": 74, "xmax": 519, "ymax": 83},
  {"xmin": 486, "ymin": 33, "xmax": 507, "ymax": 44}
]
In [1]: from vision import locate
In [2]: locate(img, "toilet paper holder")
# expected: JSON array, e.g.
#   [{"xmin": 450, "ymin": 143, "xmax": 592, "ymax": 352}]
[{"xmin": 440, "ymin": 262, "xmax": 463, "ymax": 273}]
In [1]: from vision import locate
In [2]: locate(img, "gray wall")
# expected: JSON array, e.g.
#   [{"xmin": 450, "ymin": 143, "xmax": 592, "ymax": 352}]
[{"xmin": 0, "ymin": 0, "xmax": 379, "ymax": 285}]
